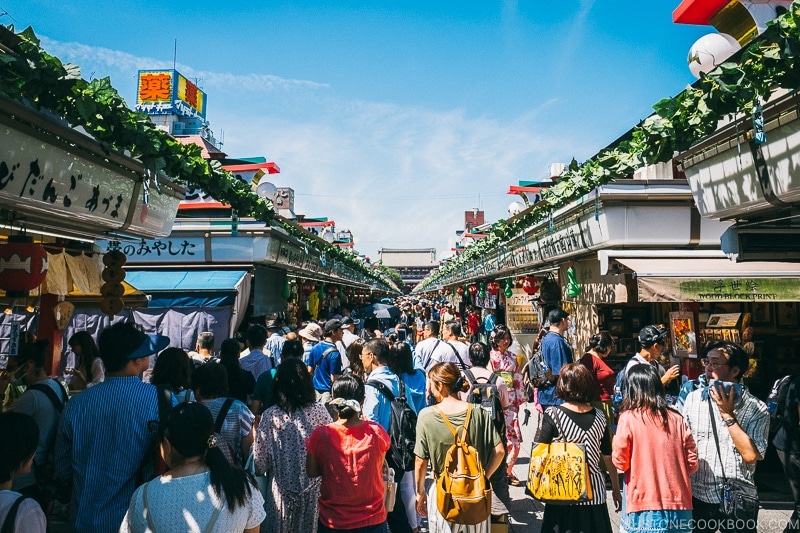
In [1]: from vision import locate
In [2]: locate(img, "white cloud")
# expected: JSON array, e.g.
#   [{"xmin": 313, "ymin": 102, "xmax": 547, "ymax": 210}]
[
  {"xmin": 39, "ymin": 36, "xmax": 328, "ymax": 92},
  {"xmin": 39, "ymin": 37, "xmax": 594, "ymax": 261}
]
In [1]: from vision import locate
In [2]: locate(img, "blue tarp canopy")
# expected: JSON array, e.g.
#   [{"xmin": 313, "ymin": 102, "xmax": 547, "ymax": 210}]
[{"xmin": 125, "ymin": 270, "xmax": 249, "ymax": 308}]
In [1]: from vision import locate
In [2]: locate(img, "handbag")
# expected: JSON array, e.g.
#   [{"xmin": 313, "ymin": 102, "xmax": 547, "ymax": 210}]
[
  {"xmin": 244, "ymin": 451, "xmax": 270, "ymax": 503},
  {"xmin": 707, "ymin": 400, "xmax": 759, "ymax": 524},
  {"xmin": 526, "ymin": 407, "xmax": 593, "ymax": 503},
  {"xmin": 383, "ymin": 460, "xmax": 398, "ymax": 512}
]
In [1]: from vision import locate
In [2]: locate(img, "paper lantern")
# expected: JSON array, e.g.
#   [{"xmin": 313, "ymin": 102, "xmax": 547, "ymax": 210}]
[
  {"xmin": 487, "ymin": 281, "xmax": 500, "ymax": 295},
  {"xmin": 566, "ymin": 266, "xmax": 581, "ymax": 298},
  {"xmin": 0, "ymin": 236, "xmax": 48, "ymax": 296},
  {"xmin": 468, "ymin": 284, "xmax": 478, "ymax": 296},
  {"xmin": 522, "ymin": 275, "xmax": 539, "ymax": 295},
  {"xmin": 301, "ymin": 281, "xmax": 315, "ymax": 295},
  {"xmin": 503, "ymin": 279, "xmax": 513, "ymax": 298},
  {"xmin": 478, "ymin": 282, "xmax": 486, "ymax": 299},
  {"xmin": 456, "ymin": 286, "xmax": 465, "ymax": 296},
  {"xmin": 688, "ymin": 33, "xmax": 741, "ymax": 79},
  {"xmin": 328, "ymin": 285, "xmax": 339, "ymax": 297}
]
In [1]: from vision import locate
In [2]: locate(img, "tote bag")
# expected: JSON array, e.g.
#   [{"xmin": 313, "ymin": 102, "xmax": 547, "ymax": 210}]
[{"xmin": 526, "ymin": 408, "xmax": 593, "ymax": 503}]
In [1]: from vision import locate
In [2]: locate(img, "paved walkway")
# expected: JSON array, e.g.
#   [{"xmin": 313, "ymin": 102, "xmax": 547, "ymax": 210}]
[{"xmin": 424, "ymin": 402, "xmax": 796, "ymax": 533}]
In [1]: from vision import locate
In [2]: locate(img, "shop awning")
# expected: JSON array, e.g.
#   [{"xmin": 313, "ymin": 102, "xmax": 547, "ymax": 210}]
[
  {"xmin": 616, "ymin": 258, "xmax": 800, "ymax": 302},
  {"xmin": 125, "ymin": 270, "xmax": 250, "ymax": 308}
]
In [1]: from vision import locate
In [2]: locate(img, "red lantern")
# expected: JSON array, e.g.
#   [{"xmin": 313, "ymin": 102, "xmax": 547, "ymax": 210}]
[
  {"xmin": 328, "ymin": 285, "xmax": 339, "ymax": 297},
  {"xmin": 301, "ymin": 281, "xmax": 315, "ymax": 295},
  {"xmin": 487, "ymin": 281, "xmax": 500, "ymax": 295},
  {"xmin": 522, "ymin": 275, "xmax": 540, "ymax": 295},
  {"xmin": 0, "ymin": 236, "xmax": 48, "ymax": 296},
  {"xmin": 468, "ymin": 284, "xmax": 478, "ymax": 296},
  {"xmin": 456, "ymin": 286, "xmax": 465, "ymax": 296}
]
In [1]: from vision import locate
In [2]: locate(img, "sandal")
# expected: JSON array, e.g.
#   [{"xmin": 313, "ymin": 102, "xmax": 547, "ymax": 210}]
[{"xmin": 508, "ymin": 473, "xmax": 523, "ymax": 486}]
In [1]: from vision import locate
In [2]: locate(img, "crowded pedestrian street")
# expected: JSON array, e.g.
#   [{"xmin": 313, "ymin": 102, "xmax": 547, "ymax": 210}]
[{"xmin": 4, "ymin": 1, "xmax": 800, "ymax": 532}]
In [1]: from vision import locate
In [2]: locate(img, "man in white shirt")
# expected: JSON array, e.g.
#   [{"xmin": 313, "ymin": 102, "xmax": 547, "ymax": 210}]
[
  {"xmin": 441, "ymin": 320, "xmax": 471, "ymax": 370},
  {"xmin": 414, "ymin": 320, "xmax": 446, "ymax": 371},
  {"xmin": 337, "ymin": 316, "xmax": 361, "ymax": 369}
]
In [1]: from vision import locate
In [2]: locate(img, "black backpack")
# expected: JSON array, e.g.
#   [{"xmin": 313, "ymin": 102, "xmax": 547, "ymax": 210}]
[
  {"xmin": 527, "ymin": 333, "xmax": 551, "ymax": 390},
  {"xmin": 463, "ymin": 368, "xmax": 506, "ymax": 444},
  {"xmin": 366, "ymin": 378, "xmax": 417, "ymax": 474},
  {"xmin": 768, "ymin": 374, "xmax": 795, "ymax": 439}
]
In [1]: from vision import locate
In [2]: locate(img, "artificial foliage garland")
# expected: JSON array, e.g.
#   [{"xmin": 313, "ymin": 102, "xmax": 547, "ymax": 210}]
[
  {"xmin": 0, "ymin": 25, "xmax": 396, "ymax": 292},
  {"xmin": 419, "ymin": 2, "xmax": 800, "ymax": 291}
]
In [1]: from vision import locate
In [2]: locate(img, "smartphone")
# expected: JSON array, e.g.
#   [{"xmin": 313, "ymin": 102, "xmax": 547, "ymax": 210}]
[
  {"xmin": 712, "ymin": 380, "xmax": 743, "ymax": 405},
  {"xmin": 397, "ymin": 329, "xmax": 407, "ymax": 342}
]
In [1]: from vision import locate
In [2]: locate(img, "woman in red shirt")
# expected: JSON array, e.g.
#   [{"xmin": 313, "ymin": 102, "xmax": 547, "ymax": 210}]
[
  {"xmin": 306, "ymin": 374, "xmax": 390, "ymax": 532},
  {"xmin": 579, "ymin": 331, "xmax": 616, "ymax": 432}
]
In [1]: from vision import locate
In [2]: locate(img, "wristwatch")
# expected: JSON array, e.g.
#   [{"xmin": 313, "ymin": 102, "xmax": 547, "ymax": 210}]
[{"xmin": 722, "ymin": 417, "xmax": 737, "ymax": 427}]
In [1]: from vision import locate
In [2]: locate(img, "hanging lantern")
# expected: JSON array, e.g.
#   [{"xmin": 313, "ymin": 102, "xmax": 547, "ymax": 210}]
[
  {"xmin": 282, "ymin": 277, "xmax": 292, "ymax": 299},
  {"xmin": 566, "ymin": 266, "xmax": 581, "ymax": 298},
  {"xmin": 467, "ymin": 284, "xmax": 478, "ymax": 296},
  {"xmin": 456, "ymin": 286, "xmax": 465, "ymax": 296},
  {"xmin": 328, "ymin": 285, "xmax": 339, "ymax": 297},
  {"xmin": 0, "ymin": 236, "xmax": 49, "ymax": 296},
  {"xmin": 503, "ymin": 279, "xmax": 513, "ymax": 298},
  {"xmin": 478, "ymin": 282, "xmax": 486, "ymax": 299},
  {"xmin": 486, "ymin": 281, "xmax": 498, "ymax": 295},
  {"xmin": 301, "ymin": 281, "xmax": 315, "ymax": 295},
  {"xmin": 522, "ymin": 275, "xmax": 539, "ymax": 295},
  {"xmin": 438, "ymin": 289, "xmax": 446, "ymax": 297}
]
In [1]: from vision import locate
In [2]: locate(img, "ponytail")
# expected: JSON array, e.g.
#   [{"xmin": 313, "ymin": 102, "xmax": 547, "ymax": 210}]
[{"xmin": 204, "ymin": 446, "xmax": 254, "ymax": 510}]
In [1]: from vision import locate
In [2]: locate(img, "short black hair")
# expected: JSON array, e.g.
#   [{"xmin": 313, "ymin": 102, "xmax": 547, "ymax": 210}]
[
  {"xmin": 0, "ymin": 412, "xmax": 38, "ymax": 483},
  {"xmin": 365, "ymin": 338, "xmax": 390, "ymax": 365},
  {"xmin": 547, "ymin": 308, "xmax": 569, "ymax": 325},
  {"xmin": 16, "ymin": 339, "xmax": 49, "ymax": 369},
  {"xmin": 246, "ymin": 325, "xmax": 268, "ymax": 348},
  {"xmin": 444, "ymin": 320, "xmax": 462, "ymax": 337},
  {"xmin": 281, "ymin": 340, "xmax": 304, "ymax": 360},
  {"xmin": 191, "ymin": 362, "xmax": 229, "ymax": 399},
  {"xmin": 99, "ymin": 322, "xmax": 147, "ymax": 373},
  {"xmin": 469, "ymin": 342, "xmax": 490, "ymax": 367},
  {"xmin": 705, "ymin": 341, "xmax": 750, "ymax": 382}
]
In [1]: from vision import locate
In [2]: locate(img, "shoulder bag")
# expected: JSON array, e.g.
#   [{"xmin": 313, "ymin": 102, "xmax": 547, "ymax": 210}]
[
  {"xmin": 526, "ymin": 406, "xmax": 593, "ymax": 503},
  {"xmin": 707, "ymin": 399, "xmax": 759, "ymax": 524}
]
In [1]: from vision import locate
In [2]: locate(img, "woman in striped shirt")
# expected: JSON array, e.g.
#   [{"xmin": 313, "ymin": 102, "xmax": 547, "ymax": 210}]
[{"xmin": 534, "ymin": 363, "xmax": 621, "ymax": 533}]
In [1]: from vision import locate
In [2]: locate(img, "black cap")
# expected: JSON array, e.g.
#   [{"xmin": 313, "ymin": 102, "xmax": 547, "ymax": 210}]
[
  {"xmin": 341, "ymin": 316, "xmax": 361, "ymax": 328},
  {"xmin": 638, "ymin": 325, "xmax": 667, "ymax": 346},
  {"xmin": 324, "ymin": 319, "xmax": 344, "ymax": 334}
]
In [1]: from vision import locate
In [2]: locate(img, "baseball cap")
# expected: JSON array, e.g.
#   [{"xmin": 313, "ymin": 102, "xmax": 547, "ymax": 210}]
[
  {"xmin": 129, "ymin": 333, "xmax": 170, "ymax": 360},
  {"xmin": 324, "ymin": 319, "xmax": 345, "ymax": 334},
  {"xmin": 341, "ymin": 316, "xmax": 361, "ymax": 328},
  {"xmin": 638, "ymin": 325, "xmax": 667, "ymax": 346}
]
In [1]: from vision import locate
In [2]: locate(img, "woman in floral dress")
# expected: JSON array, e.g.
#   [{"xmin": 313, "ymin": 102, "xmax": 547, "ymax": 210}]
[
  {"xmin": 254, "ymin": 359, "xmax": 331, "ymax": 532},
  {"xmin": 488, "ymin": 325, "xmax": 526, "ymax": 486}
]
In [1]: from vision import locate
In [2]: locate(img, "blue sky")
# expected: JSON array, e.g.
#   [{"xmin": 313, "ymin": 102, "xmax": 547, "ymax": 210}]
[{"xmin": 5, "ymin": 1, "xmax": 709, "ymax": 261}]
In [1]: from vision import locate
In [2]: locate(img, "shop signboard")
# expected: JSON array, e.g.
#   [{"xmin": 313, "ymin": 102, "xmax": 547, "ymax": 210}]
[
  {"xmin": 1, "ymin": 124, "xmax": 181, "ymax": 239},
  {"xmin": 136, "ymin": 70, "xmax": 207, "ymax": 119},
  {"xmin": 638, "ymin": 277, "xmax": 800, "ymax": 302}
]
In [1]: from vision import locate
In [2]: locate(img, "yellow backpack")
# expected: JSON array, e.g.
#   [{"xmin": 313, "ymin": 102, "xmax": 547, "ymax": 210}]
[{"xmin": 434, "ymin": 404, "xmax": 492, "ymax": 525}]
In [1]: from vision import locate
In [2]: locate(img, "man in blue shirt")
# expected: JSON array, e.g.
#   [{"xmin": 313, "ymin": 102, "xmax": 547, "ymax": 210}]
[
  {"xmin": 55, "ymin": 322, "xmax": 170, "ymax": 533},
  {"xmin": 264, "ymin": 318, "xmax": 286, "ymax": 365},
  {"xmin": 537, "ymin": 308, "xmax": 574, "ymax": 408},
  {"xmin": 308, "ymin": 319, "xmax": 345, "ymax": 404},
  {"xmin": 362, "ymin": 338, "xmax": 399, "ymax": 432},
  {"xmin": 361, "ymin": 338, "xmax": 413, "ymax": 532}
]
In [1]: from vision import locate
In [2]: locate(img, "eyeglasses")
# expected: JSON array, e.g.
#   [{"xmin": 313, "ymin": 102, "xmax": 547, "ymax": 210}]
[
  {"xmin": 360, "ymin": 351, "xmax": 373, "ymax": 359},
  {"xmin": 701, "ymin": 358, "xmax": 728, "ymax": 368}
]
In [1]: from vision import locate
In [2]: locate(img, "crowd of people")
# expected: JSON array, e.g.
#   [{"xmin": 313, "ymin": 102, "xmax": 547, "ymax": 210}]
[{"xmin": 0, "ymin": 298, "xmax": 791, "ymax": 533}]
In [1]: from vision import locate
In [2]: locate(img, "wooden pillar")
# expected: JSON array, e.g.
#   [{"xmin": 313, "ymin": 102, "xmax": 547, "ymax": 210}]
[{"xmin": 39, "ymin": 293, "xmax": 64, "ymax": 377}]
